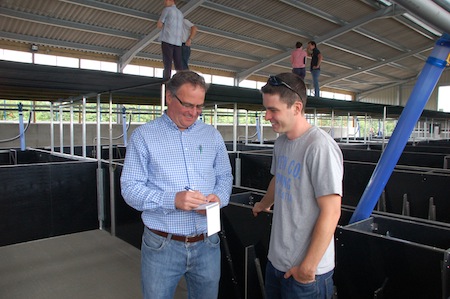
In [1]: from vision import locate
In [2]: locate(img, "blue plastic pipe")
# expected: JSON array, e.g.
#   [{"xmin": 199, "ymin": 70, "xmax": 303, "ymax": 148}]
[
  {"xmin": 18, "ymin": 103, "xmax": 26, "ymax": 151},
  {"xmin": 255, "ymin": 113, "xmax": 261, "ymax": 142},
  {"xmin": 122, "ymin": 106, "xmax": 128, "ymax": 147},
  {"xmin": 350, "ymin": 33, "xmax": 450, "ymax": 224}
]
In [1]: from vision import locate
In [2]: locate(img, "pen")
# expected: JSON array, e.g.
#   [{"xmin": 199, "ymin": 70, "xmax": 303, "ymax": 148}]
[{"xmin": 185, "ymin": 186, "xmax": 208, "ymax": 203}]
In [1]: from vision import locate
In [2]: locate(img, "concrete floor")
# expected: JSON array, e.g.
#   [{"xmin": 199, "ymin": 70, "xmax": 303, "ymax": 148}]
[{"xmin": 0, "ymin": 230, "xmax": 188, "ymax": 299}]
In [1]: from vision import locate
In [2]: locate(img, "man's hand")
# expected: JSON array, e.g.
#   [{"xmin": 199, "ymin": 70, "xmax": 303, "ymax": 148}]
[
  {"xmin": 284, "ymin": 264, "xmax": 315, "ymax": 284},
  {"xmin": 252, "ymin": 201, "xmax": 271, "ymax": 217},
  {"xmin": 206, "ymin": 193, "xmax": 220, "ymax": 204},
  {"xmin": 194, "ymin": 194, "xmax": 220, "ymax": 215},
  {"xmin": 175, "ymin": 190, "xmax": 207, "ymax": 211}
]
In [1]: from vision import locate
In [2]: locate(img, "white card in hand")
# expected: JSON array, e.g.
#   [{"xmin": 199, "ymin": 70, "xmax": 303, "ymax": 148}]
[{"xmin": 195, "ymin": 202, "xmax": 220, "ymax": 236}]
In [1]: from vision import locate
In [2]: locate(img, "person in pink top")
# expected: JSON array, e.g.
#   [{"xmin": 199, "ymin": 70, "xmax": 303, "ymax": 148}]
[{"xmin": 290, "ymin": 42, "xmax": 307, "ymax": 80}]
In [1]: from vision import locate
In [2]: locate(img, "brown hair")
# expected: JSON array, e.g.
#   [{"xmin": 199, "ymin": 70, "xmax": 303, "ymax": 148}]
[{"xmin": 261, "ymin": 73, "xmax": 307, "ymax": 111}]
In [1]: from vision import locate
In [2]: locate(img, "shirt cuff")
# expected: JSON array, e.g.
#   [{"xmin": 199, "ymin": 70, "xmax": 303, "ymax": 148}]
[{"xmin": 161, "ymin": 191, "xmax": 177, "ymax": 212}]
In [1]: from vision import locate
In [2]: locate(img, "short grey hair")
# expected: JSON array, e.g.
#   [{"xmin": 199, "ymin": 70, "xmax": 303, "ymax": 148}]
[{"xmin": 166, "ymin": 71, "xmax": 207, "ymax": 95}]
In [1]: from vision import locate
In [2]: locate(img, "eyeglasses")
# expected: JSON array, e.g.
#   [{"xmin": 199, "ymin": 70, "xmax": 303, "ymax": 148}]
[
  {"xmin": 173, "ymin": 94, "xmax": 205, "ymax": 110},
  {"xmin": 267, "ymin": 75, "xmax": 303, "ymax": 102}
]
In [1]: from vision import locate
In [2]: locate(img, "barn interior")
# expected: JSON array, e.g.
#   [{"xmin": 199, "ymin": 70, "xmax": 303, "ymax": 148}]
[{"xmin": 1, "ymin": 1, "xmax": 450, "ymax": 298}]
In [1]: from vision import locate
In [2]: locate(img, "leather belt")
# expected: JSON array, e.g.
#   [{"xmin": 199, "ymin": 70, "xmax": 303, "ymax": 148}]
[{"xmin": 149, "ymin": 229, "xmax": 205, "ymax": 243}]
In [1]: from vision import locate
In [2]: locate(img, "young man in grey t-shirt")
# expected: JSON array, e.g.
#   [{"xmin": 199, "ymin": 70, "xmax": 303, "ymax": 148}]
[{"xmin": 253, "ymin": 73, "xmax": 343, "ymax": 299}]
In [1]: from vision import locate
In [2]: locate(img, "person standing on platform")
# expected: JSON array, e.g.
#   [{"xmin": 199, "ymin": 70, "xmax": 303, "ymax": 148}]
[
  {"xmin": 307, "ymin": 41, "xmax": 323, "ymax": 97},
  {"xmin": 181, "ymin": 19, "xmax": 198, "ymax": 70},
  {"xmin": 157, "ymin": 0, "xmax": 184, "ymax": 81},
  {"xmin": 121, "ymin": 70, "xmax": 233, "ymax": 299},
  {"xmin": 290, "ymin": 42, "xmax": 307, "ymax": 80},
  {"xmin": 252, "ymin": 73, "xmax": 343, "ymax": 299}
]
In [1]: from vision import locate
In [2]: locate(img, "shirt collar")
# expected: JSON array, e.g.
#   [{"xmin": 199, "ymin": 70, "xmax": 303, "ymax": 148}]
[{"xmin": 162, "ymin": 111, "xmax": 198, "ymax": 131}]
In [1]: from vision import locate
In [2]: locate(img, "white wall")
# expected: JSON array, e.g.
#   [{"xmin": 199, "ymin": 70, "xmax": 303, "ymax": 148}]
[{"xmin": 359, "ymin": 69, "xmax": 450, "ymax": 111}]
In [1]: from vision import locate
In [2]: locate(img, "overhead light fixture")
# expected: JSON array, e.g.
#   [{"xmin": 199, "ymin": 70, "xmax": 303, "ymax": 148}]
[{"xmin": 31, "ymin": 44, "xmax": 38, "ymax": 52}]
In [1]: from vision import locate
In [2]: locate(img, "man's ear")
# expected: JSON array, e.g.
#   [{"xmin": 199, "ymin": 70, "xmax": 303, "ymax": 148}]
[
  {"xmin": 294, "ymin": 101, "xmax": 302, "ymax": 115},
  {"xmin": 166, "ymin": 91, "xmax": 172, "ymax": 103}
]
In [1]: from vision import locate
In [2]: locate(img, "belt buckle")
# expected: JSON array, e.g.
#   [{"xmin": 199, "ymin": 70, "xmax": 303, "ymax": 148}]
[
  {"xmin": 185, "ymin": 234, "xmax": 202, "ymax": 243},
  {"xmin": 185, "ymin": 235, "xmax": 195, "ymax": 243}
]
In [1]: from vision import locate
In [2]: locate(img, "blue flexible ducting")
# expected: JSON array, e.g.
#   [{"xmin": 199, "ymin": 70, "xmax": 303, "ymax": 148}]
[{"xmin": 350, "ymin": 33, "xmax": 450, "ymax": 223}]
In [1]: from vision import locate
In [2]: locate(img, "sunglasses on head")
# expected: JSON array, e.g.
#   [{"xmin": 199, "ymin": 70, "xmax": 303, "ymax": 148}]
[{"xmin": 267, "ymin": 75, "xmax": 303, "ymax": 102}]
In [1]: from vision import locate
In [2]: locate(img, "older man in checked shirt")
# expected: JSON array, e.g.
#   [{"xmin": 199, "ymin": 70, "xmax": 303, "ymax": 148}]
[{"xmin": 121, "ymin": 70, "xmax": 233, "ymax": 299}]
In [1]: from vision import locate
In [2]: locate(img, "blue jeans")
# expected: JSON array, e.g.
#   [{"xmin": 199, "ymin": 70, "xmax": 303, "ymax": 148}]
[
  {"xmin": 181, "ymin": 43, "xmax": 191, "ymax": 70},
  {"xmin": 141, "ymin": 227, "xmax": 221, "ymax": 299},
  {"xmin": 292, "ymin": 68, "xmax": 306, "ymax": 81},
  {"xmin": 311, "ymin": 69, "xmax": 321, "ymax": 97},
  {"xmin": 265, "ymin": 261, "xmax": 334, "ymax": 299}
]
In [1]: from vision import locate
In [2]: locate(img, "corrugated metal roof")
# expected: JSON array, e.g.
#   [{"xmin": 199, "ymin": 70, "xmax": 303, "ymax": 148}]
[{"xmin": 0, "ymin": 0, "xmax": 448, "ymax": 98}]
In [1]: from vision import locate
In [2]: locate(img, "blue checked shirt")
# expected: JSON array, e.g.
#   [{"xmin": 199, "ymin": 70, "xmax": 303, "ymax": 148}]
[
  {"xmin": 121, "ymin": 112, "xmax": 233, "ymax": 236},
  {"xmin": 158, "ymin": 5, "xmax": 184, "ymax": 46}
]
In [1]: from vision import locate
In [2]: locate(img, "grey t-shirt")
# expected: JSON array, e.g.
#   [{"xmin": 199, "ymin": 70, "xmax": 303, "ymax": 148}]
[{"xmin": 268, "ymin": 126, "xmax": 343, "ymax": 275}]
